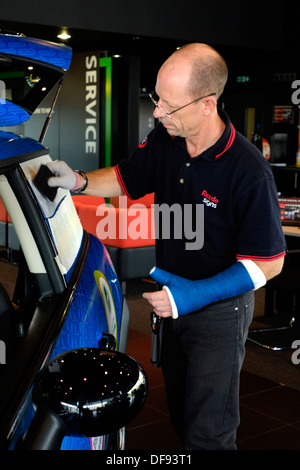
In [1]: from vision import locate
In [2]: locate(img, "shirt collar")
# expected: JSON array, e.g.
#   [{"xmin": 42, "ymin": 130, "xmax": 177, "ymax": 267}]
[
  {"xmin": 173, "ymin": 108, "xmax": 236, "ymax": 161},
  {"xmin": 214, "ymin": 109, "xmax": 235, "ymax": 160}
]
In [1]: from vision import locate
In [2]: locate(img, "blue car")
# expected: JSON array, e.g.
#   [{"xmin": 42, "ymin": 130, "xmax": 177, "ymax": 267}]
[{"xmin": 0, "ymin": 32, "xmax": 147, "ymax": 450}]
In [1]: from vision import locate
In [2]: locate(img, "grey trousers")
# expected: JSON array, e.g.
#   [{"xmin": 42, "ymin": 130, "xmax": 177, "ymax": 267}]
[{"xmin": 161, "ymin": 291, "xmax": 254, "ymax": 450}]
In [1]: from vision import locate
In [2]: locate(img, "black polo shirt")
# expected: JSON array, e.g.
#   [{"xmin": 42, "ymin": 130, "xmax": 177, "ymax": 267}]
[{"xmin": 115, "ymin": 109, "xmax": 285, "ymax": 280}]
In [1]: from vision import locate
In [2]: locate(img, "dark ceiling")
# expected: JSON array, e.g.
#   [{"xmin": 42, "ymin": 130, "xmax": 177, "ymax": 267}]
[
  {"xmin": 0, "ymin": 0, "xmax": 289, "ymax": 52},
  {"xmin": 0, "ymin": 19, "xmax": 192, "ymax": 91},
  {"xmin": 0, "ymin": 19, "xmax": 177, "ymax": 55},
  {"xmin": 0, "ymin": 1, "xmax": 299, "ymax": 89},
  {"xmin": 0, "ymin": 18, "xmax": 296, "ymax": 69}
]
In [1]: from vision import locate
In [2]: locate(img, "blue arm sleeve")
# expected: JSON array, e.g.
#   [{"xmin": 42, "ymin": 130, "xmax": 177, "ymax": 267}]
[{"xmin": 150, "ymin": 260, "xmax": 266, "ymax": 318}]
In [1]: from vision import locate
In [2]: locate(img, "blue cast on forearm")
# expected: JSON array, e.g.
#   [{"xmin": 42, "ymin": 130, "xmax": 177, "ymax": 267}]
[{"xmin": 150, "ymin": 261, "xmax": 264, "ymax": 318}]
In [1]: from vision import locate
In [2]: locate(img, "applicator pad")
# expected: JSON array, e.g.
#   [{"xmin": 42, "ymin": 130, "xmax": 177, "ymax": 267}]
[{"xmin": 33, "ymin": 165, "xmax": 58, "ymax": 201}]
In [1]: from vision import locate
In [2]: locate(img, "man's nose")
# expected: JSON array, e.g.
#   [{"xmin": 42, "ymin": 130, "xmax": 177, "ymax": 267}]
[{"xmin": 153, "ymin": 104, "xmax": 165, "ymax": 119}]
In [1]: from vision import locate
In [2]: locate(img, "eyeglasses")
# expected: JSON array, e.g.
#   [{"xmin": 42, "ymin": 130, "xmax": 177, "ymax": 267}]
[{"xmin": 149, "ymin": 91, "xmax": 216, "ymax": 118}]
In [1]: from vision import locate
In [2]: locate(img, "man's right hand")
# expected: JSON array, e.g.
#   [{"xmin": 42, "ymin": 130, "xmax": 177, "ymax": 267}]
[{"xmin": 47, "ymin": 160, "xmax": 77, "ymax": 190}]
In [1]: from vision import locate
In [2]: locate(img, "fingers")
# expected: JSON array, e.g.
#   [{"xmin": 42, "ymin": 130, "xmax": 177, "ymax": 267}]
[
  {"xmin": 47, "ymin": 160, "xmax": 62, "ymax": 175},
  {"xmin": 47, "ymin": 176, "xmax": 63, "ymax": 187},
  {"xmin": 47, "ymin": 160, "xmax": 69, "ymax": 175},
  {"xmin": 46, "ymin": 161, "xmax": 76, "ymax": 190},
  {"xmin": 142, "ymin": 290, "xmax": 173, "ymax": 318}
]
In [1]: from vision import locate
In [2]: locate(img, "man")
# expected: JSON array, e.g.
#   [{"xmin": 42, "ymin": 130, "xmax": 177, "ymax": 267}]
[{"xmin": 47, "ymin": 43, "xmax": 285, "ymax": 449}]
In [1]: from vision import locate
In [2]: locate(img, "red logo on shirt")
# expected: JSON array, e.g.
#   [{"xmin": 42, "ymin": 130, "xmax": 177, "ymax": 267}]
[
  {"xmin": 138, "ymin": 137, "xmax": 148, "ymax": 148},
  {"xmin": 201, "ymin": 190, "xmax": 219, "ymax": 208}
]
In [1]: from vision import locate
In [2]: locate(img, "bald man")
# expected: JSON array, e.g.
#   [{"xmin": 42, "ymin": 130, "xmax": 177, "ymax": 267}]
[{"xmin": 48, "ymin": 44, "xmax": 285, "ymax": 449}]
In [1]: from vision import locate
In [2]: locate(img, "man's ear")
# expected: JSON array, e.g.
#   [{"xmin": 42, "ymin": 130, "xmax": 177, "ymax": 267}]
[{"xmin": 202, "ymin": 96, "xmax": 217, "ymax": 116}]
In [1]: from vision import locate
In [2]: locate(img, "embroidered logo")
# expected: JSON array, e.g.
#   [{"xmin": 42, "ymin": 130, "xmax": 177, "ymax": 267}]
[
  {"xmin": 201, "ymin": 190, "xmax": 219, "ymax": 209},
  {"xmin": 138, "ymin": 137, "xmax": 148, "ymax": 148}
]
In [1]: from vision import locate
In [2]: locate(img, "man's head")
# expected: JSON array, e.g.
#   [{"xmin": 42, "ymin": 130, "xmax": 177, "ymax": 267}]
[
  {"xmin": 163, "ymin": 43, "xmax": 228, "ymax": 100},
  {"xmin": 152, "ymin": 43, "xmax": 228, "ymax": 138}
]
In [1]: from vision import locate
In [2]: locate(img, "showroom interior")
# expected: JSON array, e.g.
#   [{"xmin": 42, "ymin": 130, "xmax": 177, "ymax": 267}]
[{"xmin": 1, "ymin": 0, "xmax": 300, "ymax": 450}]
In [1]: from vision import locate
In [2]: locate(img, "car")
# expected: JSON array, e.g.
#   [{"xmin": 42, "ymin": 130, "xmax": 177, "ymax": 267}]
[{"xmin": 0, "ymin": 31, "xmax": 147, "ymax": 450}]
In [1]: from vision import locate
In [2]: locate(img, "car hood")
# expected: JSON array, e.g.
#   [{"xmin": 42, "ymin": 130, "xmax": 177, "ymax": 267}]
[{"xmin": 0, "ymin": 33, "xmax": 72, "ymax": 127}]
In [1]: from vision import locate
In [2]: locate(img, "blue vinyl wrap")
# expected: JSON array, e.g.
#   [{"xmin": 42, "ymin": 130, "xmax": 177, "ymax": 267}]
[
  {"xmin": 0, "ymin": 130, "xmax": 45, "ymax": 160},
  {"xmin": 0, "ymin": 103, "xmax": 31, "ymax": 128},
  {"xmin": 10, "ymin": 235, "xmax": 124, "ymax": 450},
  {"xmin": 0, "ymin": 35, "xmax": 72, "ymax": 71},
  {"xmin": 0, "ymin": 34, "xmax": 72, "ymax": 126}
]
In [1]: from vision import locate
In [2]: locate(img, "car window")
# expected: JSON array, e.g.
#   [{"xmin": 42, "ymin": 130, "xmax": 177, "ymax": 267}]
[
  {"xmin": 0, "ymin": 56, "xmax": 62, "ymax": 114},
  {"xmin": 20, "ymin": 155, "xmax": 84, "ymax": 277},
  {"xmin": 0, "ymin": 34, "xmax": 72, "ymax": 127}
]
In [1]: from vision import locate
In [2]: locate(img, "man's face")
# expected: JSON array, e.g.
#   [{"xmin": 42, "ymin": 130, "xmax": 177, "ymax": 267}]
[{"xmin": 153, "ymin": 64, "xmax": 204, "ymax": 139}]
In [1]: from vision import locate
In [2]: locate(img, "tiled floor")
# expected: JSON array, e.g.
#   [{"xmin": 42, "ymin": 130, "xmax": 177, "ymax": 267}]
[{"xmin": 125, "ymin": 328, "xmax": 300, "ymax": 450}]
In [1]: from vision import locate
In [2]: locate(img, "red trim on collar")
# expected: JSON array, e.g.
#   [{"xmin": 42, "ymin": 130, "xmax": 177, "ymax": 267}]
[{"xmin": 215, "ymin": 123, "xmax": 235, "ymax": 159}]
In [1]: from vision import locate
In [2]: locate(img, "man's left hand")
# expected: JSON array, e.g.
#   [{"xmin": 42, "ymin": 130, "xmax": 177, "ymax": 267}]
[{"xmin": 142, "ymin": 289, "xmax": 173, "ymax": 318}]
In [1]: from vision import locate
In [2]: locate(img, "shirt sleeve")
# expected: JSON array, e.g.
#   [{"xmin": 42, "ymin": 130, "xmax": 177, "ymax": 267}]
[
  {"xmin": 114, "ymin": 126, "xmax": 161, "ymax": 200},
  {"xmin": 235, "ymin": 172, "xmax": 286, "ymax": 261}
]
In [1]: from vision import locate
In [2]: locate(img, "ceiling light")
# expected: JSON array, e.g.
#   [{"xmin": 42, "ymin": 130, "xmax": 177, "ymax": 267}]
[{"xmin": 57, "ymin": 30, "xmax": 71, "ymax": 40}]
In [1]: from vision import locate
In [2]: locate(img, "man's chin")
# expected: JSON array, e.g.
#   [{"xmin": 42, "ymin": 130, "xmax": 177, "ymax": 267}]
[{"xmin": 162, "ymin": 122, "xmax": 178, "ymax": 135}]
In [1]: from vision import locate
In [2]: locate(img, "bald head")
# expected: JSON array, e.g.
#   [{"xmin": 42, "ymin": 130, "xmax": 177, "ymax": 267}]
[{"xmin": 160, "ymin": 43, "xmax": 228, "ymax": 100}]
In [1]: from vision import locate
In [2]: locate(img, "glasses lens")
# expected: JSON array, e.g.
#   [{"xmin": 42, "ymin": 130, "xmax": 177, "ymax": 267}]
[{"xmin": 149, "ymin": 91, "xmax": 171, "ymax": 118}]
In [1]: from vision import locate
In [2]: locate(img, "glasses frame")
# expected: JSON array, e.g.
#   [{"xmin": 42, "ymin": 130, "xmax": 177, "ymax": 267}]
[{"xmin": 149, "ymin": 91, "xmax": 217, "ymax": 118}]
